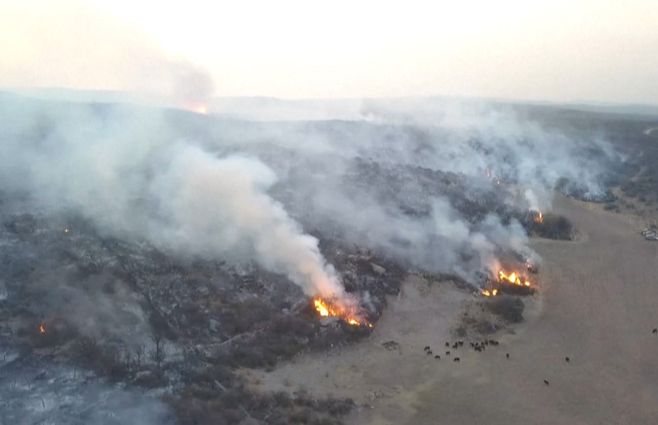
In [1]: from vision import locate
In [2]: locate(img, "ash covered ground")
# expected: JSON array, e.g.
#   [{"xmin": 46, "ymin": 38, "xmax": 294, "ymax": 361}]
[{"xmin": 1, "ymin": 94, "xmax": 657, "ymax": 424}]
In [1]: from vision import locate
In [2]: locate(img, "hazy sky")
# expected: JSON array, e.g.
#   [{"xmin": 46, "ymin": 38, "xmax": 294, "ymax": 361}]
[{"xmin": 2, "ymin": 0, "xmax": 657, "ymax": 103}]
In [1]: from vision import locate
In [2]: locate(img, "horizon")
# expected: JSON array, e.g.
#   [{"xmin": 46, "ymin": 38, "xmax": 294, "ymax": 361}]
[{"xmin": 7, "ymin": 86, "xmax": 658, "ymax": 109}]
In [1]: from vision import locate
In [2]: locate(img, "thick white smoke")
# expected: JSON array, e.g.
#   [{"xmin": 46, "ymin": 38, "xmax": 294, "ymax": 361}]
[
  {"xmin": 0, "ymin": 98, "xmax": 345, "ymax": 299},
  {"xmin": 524, "ymin": 188, "xmax": 541, "ymax": 212},
  {"xmin": 151, "ymin": 146, "xmax": 344, "ymax": 297},
  {"xmin": 358, "ymin": 99, "xmax": 613, "ymax": 199},
  {"xmin": 201, "ymin": 97, "xmax": 616, "ymax": 281},
  {"xmin": 0, "ymin": 93, "xmax": 617, "ymax": 291}
]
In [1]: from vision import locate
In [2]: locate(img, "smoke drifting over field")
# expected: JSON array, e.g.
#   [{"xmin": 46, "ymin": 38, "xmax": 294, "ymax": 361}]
[{"xmin": 0, "ymin": 94, "xmax": 616, "ymax": 296}]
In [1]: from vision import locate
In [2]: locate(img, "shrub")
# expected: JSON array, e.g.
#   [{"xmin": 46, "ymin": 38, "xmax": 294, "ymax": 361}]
[
  {"xmin": 486, "ymin": 296, "xmax": 525, "ymax": 323},
  {"xmin": 531, "ymin": 214, "xmax": 573, "ymax": 240}
]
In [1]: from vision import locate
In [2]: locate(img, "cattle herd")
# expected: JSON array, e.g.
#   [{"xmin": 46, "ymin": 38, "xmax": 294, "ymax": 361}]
[{"xmin": 422, "ymin": 338, "xmax": 559, "ymax": 387}]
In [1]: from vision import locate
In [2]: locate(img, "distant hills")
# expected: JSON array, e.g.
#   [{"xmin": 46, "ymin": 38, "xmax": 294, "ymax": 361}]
[{"xmin": 3, "ymin": 87, "xmax": 658, "ymax": 121}]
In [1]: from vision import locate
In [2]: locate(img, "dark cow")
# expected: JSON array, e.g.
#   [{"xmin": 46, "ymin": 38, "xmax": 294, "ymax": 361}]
[
  {"xmin": 543, "ymin": 379, "xmax": 550, "ymax": 386},
  {"xmin": 453, "ymin": 357, "xmax": 460, "ymax": 362}
]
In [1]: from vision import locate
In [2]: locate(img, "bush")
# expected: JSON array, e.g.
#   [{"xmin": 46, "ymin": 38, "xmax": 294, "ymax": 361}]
[
  {"xmin": 486, "ymin": 296, "xmax": 525, "ymax": 323},
  {"xmin": 531, "ymin": 214, "xmax": 573, "ymax": 240}
]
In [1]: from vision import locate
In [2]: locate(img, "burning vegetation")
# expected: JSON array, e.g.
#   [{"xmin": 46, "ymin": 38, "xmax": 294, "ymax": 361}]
[
  {"xmin": 525, "ymin": 210, "xmax": 574, "ymax": 240},
  {"xmin": 481, "ymin": 267, "xmax": 537, "ymax": 297},
  {"xmin": 498, "ymin": 270, "xmax": 532, "ymax": 287},
  {"xmin": 2, "ymin": 94, "xmax": 630, "ymax": 425},
  {"xmin": 481, "ymin": 289, "xmax": 498, "ymax": 297},
  {"xmin": 529, "ymin": 209, "xmax": 544, "ymax": 224},
  {"xmin": 313, "ymin": 297, "xmax": 373, "ymax": 328}
]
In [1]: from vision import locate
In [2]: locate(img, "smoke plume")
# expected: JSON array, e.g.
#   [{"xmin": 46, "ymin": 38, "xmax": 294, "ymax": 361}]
[
  {"xmin": 0, "ymin": 94, "xmax": 617, "ymax": 293},
  {"xmin": 151, "ymin": 146, "xmax": 344, "ymax": 297},
  {"xmin": 0, "ymin": 96, "xmax": 344, "ymax": 300}
]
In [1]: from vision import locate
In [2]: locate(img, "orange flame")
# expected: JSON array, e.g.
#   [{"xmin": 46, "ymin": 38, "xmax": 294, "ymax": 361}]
[
  {"xmin": 38, "ymin": 323, "xmax": 46, "ymax": 334},
  {"xmin": 313, "ymin": 297, "xmax": 372, "ymax": 328},
  {"xmin": 181, "ymin": 101, "xmax": 209, "ymax": 115},
  {"xmin": 530, "ymin": 210, "xmax": 544, "ymax": 224},
  {"xmin": 481, "ymin": 288, "xmax": 499, "ymax": 297},
  {"xmin": 314, "ymin": 298, "xmax": 334, "ymax": 317},
  {"xmin": 498, "ymin": 270, "xmax": 532, "ymax": 287}
]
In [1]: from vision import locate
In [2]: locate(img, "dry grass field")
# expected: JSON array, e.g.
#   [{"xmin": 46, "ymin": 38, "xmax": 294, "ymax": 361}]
[{"xmin": 250, "ymin": 195, "xmax": 658, "ymax": 425}]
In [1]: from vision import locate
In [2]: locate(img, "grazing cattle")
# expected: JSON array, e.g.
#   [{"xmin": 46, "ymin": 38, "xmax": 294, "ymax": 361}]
[
  {"xmin": 458, "ymin": 341, "xmax": 464, "ymax": 346},
  {"xmin": 565, "ymin": 357, "xmax": 570, "ymax": 362},
  {"xmin": 454, "ymin": 357, "xmax": 460, "ymax": 362},
  {"xmin": 452, "ymin": 343, "xmax": 459, "ymax": 349},
  {"xmin": 475, "ymin": 346, "xmax": 482, "ymax": 352},
  {"xmin": 544, "ymin": 379, "xmax": 550, "ymax": 386},
  {"xmin": 446, "ymin": 351, "xmax": 451, "ymax": 356},
  {"xmin": 653, "ymin": 328, "xmax": 657, "ymax": 334},
  {"xmin": 424, "ymin": 346, "xmax": 430, "ymax": 351},
  {"xmin": 506, "ymin": 353, "xmax": 510, "ymax": 359},
  {"xmin": 435, "ymin": 355, "xmax": 440, "ymax": 359},
  {"xmin": 445, "ymin": 342, "xmax": 450, "ymax": 347}
]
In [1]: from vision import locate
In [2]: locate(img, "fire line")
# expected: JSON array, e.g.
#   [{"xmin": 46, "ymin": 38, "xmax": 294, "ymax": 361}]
[{"xmin": 313, "ymin": 297, "xmax": 373, "ymax": 328}]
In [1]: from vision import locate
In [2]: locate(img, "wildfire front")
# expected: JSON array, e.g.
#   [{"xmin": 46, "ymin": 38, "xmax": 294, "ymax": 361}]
[{"xmin": 312, "ymin": 297, "xmax": 373, "ymax": 328}]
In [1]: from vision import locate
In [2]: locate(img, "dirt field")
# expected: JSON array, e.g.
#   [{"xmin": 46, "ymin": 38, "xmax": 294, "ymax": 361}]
[{"xmin": 249, "ymin": 196, "xmax": 658, "ymax": 424}]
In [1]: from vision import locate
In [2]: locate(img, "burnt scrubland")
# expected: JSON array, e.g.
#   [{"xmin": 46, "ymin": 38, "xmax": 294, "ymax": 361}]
[
  {"xmin": 0, "ymin": 175, "xmax": 520, "ymax": 423},
  {"xmin": 521, "ymin": 105, "xmax": 658, "ymax": 209},
  {"xmin": 0, "ymin": 209, "xmax": 399, "ymax": 424},
  {"xmin": 1, "ymin": 94, "xmax": 655, "ymax": 424}
]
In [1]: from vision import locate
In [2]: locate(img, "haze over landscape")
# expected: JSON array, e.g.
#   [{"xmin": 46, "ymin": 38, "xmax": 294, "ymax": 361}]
[
  {"xmin": 1, "ymin": 2, "xmax": 658, "ymax": 425},
  {"xmin": 3, "ymin": 0, "xmax": 658, "ymax": 104}
]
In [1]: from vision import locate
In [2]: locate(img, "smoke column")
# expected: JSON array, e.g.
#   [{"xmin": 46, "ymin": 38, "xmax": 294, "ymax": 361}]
[
  {"xmin": 0, "ymin": 99, "xmax": 348, "ymax": 300},
  {"xmin": 152, "ymin": 146, "xmax": 346, "ymax": 298},
  {"xmin": 0, "ymin": 94, "xmax": 617, "ymax": 293}
]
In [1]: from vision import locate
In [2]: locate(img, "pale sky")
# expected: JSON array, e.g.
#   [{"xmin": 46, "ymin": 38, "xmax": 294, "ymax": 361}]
[{"xmin": 2, "ymin": 0, "xmax": 657, "ymax": 103}]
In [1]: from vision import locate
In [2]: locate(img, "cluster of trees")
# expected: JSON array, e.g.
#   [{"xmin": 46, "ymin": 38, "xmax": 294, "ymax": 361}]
[{"xmin": 529, "ymin": 213, "xmax": 573, "ymax": 240}]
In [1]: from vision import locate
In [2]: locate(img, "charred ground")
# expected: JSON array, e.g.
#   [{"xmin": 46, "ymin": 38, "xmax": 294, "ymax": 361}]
[{"xmin": 2, "ymin": 98, "xmax": 657, "ymax": 424}]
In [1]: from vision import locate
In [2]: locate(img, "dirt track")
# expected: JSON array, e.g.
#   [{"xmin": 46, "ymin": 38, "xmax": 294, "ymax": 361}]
[{"xmin": 251, "ymin": 196, "xmax": 658, "ymax": 424}]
